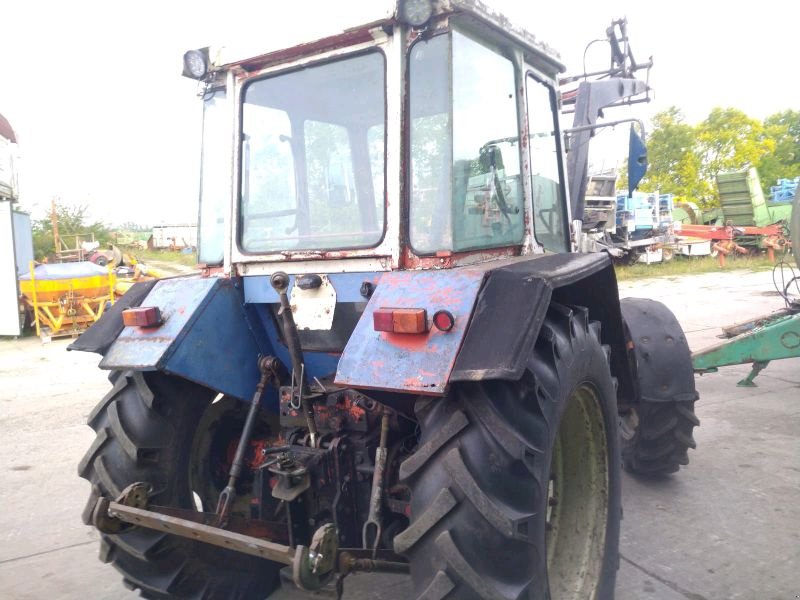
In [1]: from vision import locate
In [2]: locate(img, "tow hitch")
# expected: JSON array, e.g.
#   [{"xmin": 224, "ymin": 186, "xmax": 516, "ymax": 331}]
[{"xmin": 88, "ymin": 482, "xmax": 408, "ymax": 593}]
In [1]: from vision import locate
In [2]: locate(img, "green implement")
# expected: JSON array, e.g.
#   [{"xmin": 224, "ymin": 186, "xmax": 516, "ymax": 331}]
[
  {"xmin": 693, "ymin": 181, "xmax": 800, "ymax": 387},
  {"xmin": 692, "ymin": 308, "xmax": 800, "ymax": 386}
]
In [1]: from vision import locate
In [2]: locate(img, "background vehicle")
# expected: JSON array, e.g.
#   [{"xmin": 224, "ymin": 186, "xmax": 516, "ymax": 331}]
[
  {"xmin": 75, "ymin": 2, "xmax": 697, "ymax": 598},
  {"xmin": 582, "ymin": 172, "xmax": 677, "ymax": 263}
]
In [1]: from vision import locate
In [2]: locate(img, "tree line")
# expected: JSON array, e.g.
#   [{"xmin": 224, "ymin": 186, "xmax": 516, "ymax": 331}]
[
  {"xmin": 32, "ymin": 204, "xmax": 111, "ymax": 260},
  {"xmin": 629, "ymin": 107, "xmax": 799, "ymax": 207}
]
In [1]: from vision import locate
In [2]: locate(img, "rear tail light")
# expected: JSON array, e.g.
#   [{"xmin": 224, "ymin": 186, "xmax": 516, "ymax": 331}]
[
  {"xmin": 122, "ymin": 306, "xmax": 162, "ymax": 327},
  {"xmin": 373, "ymin": 308, "xmax": 428, "ymax": 334}
]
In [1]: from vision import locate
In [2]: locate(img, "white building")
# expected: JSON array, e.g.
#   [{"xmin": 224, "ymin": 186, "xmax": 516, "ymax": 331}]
[{"xmin": 150, "ymin": 224, "xmax": 198, "ymax": 250}]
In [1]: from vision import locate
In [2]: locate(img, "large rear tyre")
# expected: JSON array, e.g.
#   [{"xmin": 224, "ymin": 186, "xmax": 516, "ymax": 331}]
[
  {"xmin": 79, "ymin": 370, "xmax": 281, "ymax": 599},
  {"xmin": 395, "ymin": 304, "xmax": 621, "ymax": 600}
]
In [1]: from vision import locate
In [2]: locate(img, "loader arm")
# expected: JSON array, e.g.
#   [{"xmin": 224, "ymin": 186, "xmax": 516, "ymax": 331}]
[
  {"xmin": 561, "ymin": 18, "xmax": 652, "ymax": 228},
  {"xmin": 566, "ymin": 78, "xmax": 648, "ymax": 221}
]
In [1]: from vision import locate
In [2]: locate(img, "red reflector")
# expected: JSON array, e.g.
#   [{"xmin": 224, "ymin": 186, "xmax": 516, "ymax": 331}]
[
  {"xmin": 373, "ymin": 308, "xmax": 428, "ymax": 334},
  {"xmin": 122, "ymin": 306, "xmax": 162, "ymax": 327},
  {"xmin": 432, "ymin": 310, "xmax": 455, "ymax": 332}
]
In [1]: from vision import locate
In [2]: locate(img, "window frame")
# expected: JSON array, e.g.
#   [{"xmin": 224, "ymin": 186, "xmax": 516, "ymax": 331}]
[{"xmin": 525, "ymin": 71, "xmax": 571, "ymax": 253}]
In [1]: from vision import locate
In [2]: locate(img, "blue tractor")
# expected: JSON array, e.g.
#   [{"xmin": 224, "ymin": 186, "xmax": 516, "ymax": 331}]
[{"xmin": 76, "ymin": 2, "xmax": 698, "ymax": 598}]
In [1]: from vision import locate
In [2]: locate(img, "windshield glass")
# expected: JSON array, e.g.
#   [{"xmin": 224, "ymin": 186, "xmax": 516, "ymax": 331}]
[
  {"xmin": 198, "ymin": 90, "xmax": 227, "ymax": 265},
  {"xmin": 240, "ymin": 52, "xmax": 385, "ymax": 253},
  {"xmin": 409, "ymin": 31, "xmax": 523, "ymax": 254}
]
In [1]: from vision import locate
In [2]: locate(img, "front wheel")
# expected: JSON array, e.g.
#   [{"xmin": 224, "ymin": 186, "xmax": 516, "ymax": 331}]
[
  {"xmin": 395, "ymin": 304, "xmax": 621, "ymax": 600},
  {"xmin": 619, "ymin": 297, "xmax": 700, "ymax": 476}
]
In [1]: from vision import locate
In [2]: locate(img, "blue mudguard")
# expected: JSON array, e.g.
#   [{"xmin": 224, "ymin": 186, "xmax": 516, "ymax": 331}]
[
  {"xmin": 99, "ymin": 277, "xmax": 267, "ymax": 401},
  {"xmin": 334, "ymin": 269, "xmax": 486, "ymax": 395}
]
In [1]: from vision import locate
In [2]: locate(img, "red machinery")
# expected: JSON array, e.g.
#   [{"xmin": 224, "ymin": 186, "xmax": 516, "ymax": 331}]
[{"xmin": 676, "ymin": 223, "xmax": 789, "ymax": 266}]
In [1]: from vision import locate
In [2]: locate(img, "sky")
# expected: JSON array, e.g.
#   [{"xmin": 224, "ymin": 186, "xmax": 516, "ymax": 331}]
[{"xmin": 2, "ymin": 0, "xmax": 798, "ymax": 226}]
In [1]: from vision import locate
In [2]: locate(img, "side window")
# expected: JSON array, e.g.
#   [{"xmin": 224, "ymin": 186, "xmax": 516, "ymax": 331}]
[
  {"xmin": 451, "ymin": 31, "xmax": 523, "ymax": 252},
  {"xmin": 198, "ymin": 90, "xmax": 227, "ymax": 265},
  {"xmin": 409, "ymin": 31, "xmax": 523, "ymax": 255},
  {"xmin": 527, "ymin": 75, "xmax": 569, "ymax": 252},
  {"xmin": 409, "ymin": 34, "xmax": 451, "ymax": 254}
]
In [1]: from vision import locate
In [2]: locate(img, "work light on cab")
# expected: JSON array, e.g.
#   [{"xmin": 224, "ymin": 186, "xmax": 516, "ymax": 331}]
[
  {"xmin": 398, "ymin": 0, "xmax": 433, "ymax": 27},
  {"xmin": 182, "ymin": 48, "xmax": 209, "ymax": 79}
]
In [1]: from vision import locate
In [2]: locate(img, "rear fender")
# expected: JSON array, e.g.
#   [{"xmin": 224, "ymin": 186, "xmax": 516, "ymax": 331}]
[
  {"xmin": 334, "ymin": 269, "xmax": 487, "ymax": 395},
  {"xmin": 452, "ymin": 253, "xmax": 636, "ymax": 406},
  {"xmin": 337, "ymin": 253, "xmax": 636, "ymax": 401},
  {"xmin": 81, "ymin": 277, "xmax": 273, "ymax": 402},
  {"xmin": 69, "ymin": 279, "xmax": 158, "ymax": 355}
]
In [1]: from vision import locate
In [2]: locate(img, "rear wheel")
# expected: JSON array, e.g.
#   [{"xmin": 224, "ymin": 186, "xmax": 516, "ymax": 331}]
[
  {"xmin": 395, "ymin": 304, "xmax": 621, "ymax": 600},
  {"xmin": 79, "ymin": 370, "xmax": 281, "ymax": 599}
]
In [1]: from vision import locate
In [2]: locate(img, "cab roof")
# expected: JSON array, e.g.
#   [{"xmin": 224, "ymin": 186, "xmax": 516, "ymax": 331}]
[{"xmin": 212, "ymin": 0, "xmax": 564, "ymax": 75}]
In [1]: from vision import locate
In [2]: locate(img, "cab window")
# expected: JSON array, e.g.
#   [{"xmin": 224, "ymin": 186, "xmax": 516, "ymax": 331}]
[{"xmin": 409, "ymin": 31, "xmax": 523, "ymax": 254}]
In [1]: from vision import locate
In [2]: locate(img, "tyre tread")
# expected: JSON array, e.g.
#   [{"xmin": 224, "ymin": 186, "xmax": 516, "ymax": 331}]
[
  {"xmin": 398, "ymin": 410, "xmax": 469, "ymax": 480},
  {"xmin": 78, "ymin": 427, "xmax": 109, "ymax": 479},
  {"xmin": 400, "ymin": 305, "xmax": 620, "ymax": 600},
  {"xmin": 435, "ymin": 531, "xmax": 508, "ymax": 600},
  {"xmin": 417, "ymin": 570, "xmax": 455, "ymax": 600},
  {"xmin": 623, "ymin": 401, "xmax": 699, "ymax": 476},
  {"xmin": 394, "ymin": 487, "xmax": 457, "ymax": 554},
  {"xmin": 442, "ymin": 448, "xmax": 534, "ymax": 542},
  {"xmin": 107, "ymin": 400, "xmax": 141, "ymax": 462},
  {"xmin": 88, "ymin": 372, "xmax": 130, "ymax": 429}
]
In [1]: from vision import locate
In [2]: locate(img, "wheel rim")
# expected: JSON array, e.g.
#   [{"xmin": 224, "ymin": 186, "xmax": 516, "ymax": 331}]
[
  {"xmin": 189, "ymin": 397, "xmax": 279, "ymax": 515},
  {"xmin": 546, "ymin": 383, "xmax": 610, "ymax": 600}
]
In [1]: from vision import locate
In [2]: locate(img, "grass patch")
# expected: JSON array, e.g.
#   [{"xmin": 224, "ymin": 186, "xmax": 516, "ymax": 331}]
[
  {"xmin": 614, "ymin": 252, "xmax": 785, "ymax": 281},
  {"xmin": 130, "ymin": 248, "xmax": 198, "ymax": 267}
]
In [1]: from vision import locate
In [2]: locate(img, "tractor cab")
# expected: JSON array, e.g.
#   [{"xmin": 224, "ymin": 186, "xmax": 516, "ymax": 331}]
[{"xmin": 191, "ymin": 0, "xmax": 571, "ymax": 277}]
